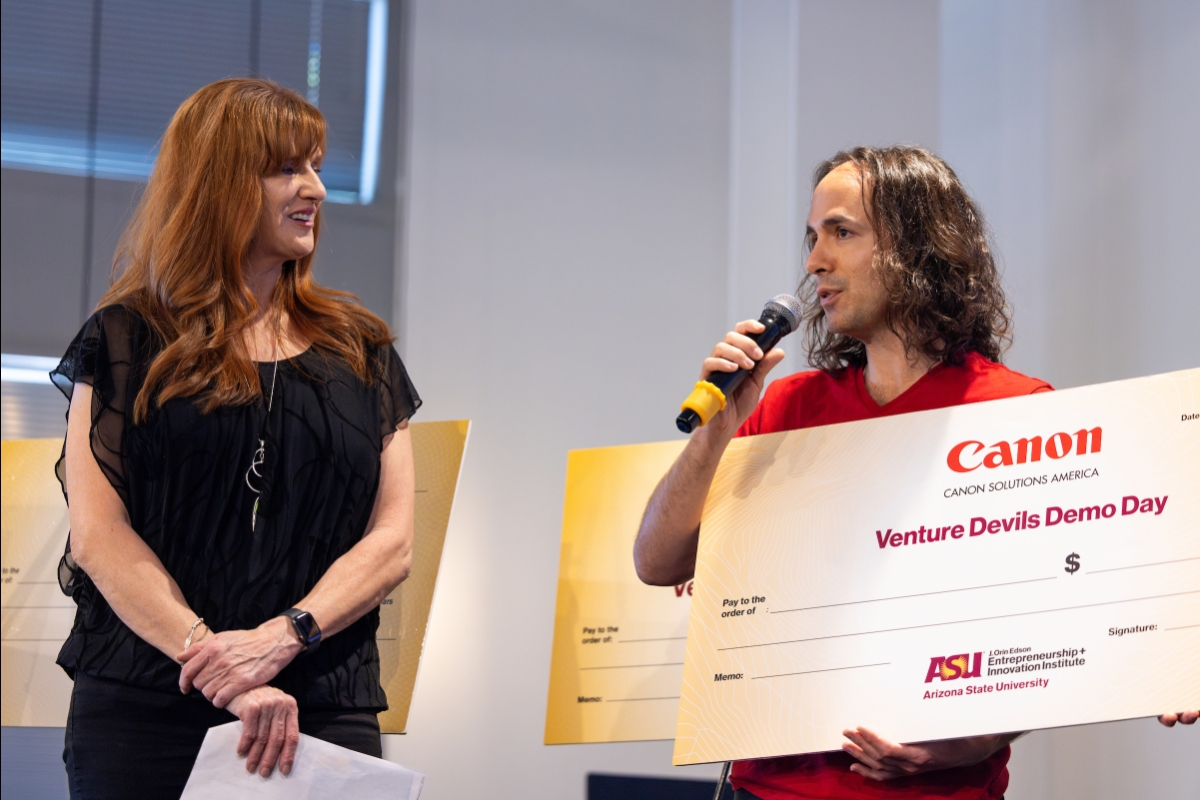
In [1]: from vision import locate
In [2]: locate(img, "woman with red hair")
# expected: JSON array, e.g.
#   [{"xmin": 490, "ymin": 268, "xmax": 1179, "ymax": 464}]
[{"xmin": 53, "ymin": 78, "xmax": 419, "ymax": 798}]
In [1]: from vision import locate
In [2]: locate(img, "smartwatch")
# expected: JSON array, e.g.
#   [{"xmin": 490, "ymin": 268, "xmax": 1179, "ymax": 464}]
[{"xmin": 280, "ymin": 608, "xmax": 322, "ymax": 654}]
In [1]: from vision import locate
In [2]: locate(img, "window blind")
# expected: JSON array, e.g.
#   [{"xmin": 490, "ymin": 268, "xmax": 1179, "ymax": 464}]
[{"xmin": 1, "ymin": 0, "xmax": 387, "ymax": 203}]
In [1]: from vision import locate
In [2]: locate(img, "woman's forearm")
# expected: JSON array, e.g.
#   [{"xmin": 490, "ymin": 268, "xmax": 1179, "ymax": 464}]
[
  {"xmin": 292, "ymin": 424, "xmax": 416, "ymax": 639},
  {"xmin": 73, "ymin": 518, "xmax": 202, "ymax": 658},
  {"xmin": 66, "ymin": 384, "xmax": 201, "ymax": 660},
  {"xmin": 294, "ymin": 521, "xmax": 412, "ymax": 638}
]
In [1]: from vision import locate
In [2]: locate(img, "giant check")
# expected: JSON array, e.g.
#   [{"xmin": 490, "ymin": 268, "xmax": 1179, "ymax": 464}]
[
  {"xmin": 673, "ymin": 369, "xmax": 1199, "ymax": 765},
  {"xmin": 544, "ymin": 440, "xmax": 692, "ymax": 744}
]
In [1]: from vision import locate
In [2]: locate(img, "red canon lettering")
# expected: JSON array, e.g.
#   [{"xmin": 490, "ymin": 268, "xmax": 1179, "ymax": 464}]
[
  {"xmin": 947, "ymin": 440, "xmax": 986, "ymax": 472},
  {"xmin": 947, "ymin": 427, "xmax": 1101, "ymax": 473}
]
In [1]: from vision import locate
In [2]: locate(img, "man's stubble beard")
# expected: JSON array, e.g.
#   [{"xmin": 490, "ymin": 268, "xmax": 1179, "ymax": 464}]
[{"xmin": 823, "ymin": 297, "xmax": 891, "ymax": 347}]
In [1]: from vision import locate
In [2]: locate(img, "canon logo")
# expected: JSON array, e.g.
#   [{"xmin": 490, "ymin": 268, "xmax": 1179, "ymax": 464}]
[{"xmin": 947, "ymin": 427, "xmax": 1102, "ymax": 473}]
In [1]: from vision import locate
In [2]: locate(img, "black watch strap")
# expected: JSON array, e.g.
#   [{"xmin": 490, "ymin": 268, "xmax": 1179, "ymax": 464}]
[{"xmin": 280, "ymin": 608, "xmax": 322, "ymax": 654}]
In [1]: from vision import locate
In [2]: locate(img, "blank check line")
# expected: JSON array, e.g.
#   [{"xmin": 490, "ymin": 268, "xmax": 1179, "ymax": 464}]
[
  {"xmin": 606, "ymin": 696, "xmax": 680, "ymax": 702},
  {"xmin": 754, "ymin": 662, "xmax": 890, "ymax": 680},
  {"xmin": 1165, "ymin": 624, "xmax": 1200, "ymax": 631},
  {"xmin": 719, "ymin": 590, "xmax": 1200, "ymax": 652},
  {"xmin": 770, "ymin": 576, "xmax": 1057, "ymax": 614},
  {"xmin": 1087, "ymin": 556, "xmax": 1200, "ymax": 575},
  {"xmin": 580, "ymin": 663, "xmax": 684, "ymax": 671},
  {"xmin": 619, "ymin": 636, "xmax": 687, "ymax": 643}
]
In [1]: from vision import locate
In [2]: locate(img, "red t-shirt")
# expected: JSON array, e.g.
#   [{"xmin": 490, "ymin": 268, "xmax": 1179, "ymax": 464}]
[{"xmin": 730, "ymin": 352, "xmax": 1052, "ymax": 800}]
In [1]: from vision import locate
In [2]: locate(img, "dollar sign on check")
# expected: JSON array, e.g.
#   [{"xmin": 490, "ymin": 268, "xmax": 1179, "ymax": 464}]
[{"xmin": 1064, "ymin": 553, "xmax": 1081, "ymax": 574}]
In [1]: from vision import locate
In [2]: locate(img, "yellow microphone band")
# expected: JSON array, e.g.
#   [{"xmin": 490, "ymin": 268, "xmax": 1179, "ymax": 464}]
[{"xmin": 680, "ymin": 381, "xmax": 726, "ymax": 426}]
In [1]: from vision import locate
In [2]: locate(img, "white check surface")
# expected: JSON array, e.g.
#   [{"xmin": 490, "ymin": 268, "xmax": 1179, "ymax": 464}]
[{"xmin": 673, "ymin": 369, "xmax": 1200, "ymax": 764}]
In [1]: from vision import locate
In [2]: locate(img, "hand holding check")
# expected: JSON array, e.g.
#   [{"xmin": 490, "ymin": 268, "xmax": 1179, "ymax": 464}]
[
  {"xmin": 842, "ymin": 728, "xmax": 1018, "ymax": 781},
  {"xmin": 841, "ymin": 711, "xmax": 1195, "ymax": 783}
]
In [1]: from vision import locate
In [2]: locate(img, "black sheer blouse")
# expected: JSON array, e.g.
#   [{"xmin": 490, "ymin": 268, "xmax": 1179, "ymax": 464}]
[{"xmin": 51, "ymin": 305, "xmax": 420, "ymax": 710}]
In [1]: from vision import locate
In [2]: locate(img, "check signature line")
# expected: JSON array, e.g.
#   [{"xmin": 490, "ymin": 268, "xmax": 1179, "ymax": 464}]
[
  {"xmin": 580, "ymin": 662, "xmax": 685, "ymax": 671},
  {"xmin": 1165, "ymin": 624, "xmax": 1200, "ymax": 631},
  {"xmin": 754, "ymin": 662, "xmax": 890, "ymax": 680},
  {"xmin": 718, "ymin": 590, "xmax": 1200, "ymax": 652},
  {"xmin": 1087, "ymin": 555, "xmax": 1200, "ymax": 575},
  {"xmin": 770, "ymin": 576, "xmax": 1057, "ymax": 614}
]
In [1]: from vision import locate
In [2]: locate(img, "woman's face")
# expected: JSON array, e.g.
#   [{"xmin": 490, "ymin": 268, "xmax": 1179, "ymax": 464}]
[{"xmin": 252, "ymin": 154, "xmax": 326, "ymax": 267}]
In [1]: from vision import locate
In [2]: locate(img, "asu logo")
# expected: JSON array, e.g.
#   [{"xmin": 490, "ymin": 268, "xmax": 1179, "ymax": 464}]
[{"xmin": 924, "ymin": 652, "xmax": 983, "ymax": 683}]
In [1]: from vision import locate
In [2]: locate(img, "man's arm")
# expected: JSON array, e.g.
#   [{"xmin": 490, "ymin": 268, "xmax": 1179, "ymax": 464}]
[
  {"xmin": 633, "ymin": 427, "xmax": 730, "ymax": 586},
  {"xmin": 634, "ymin": 320, "xmax": 786, "ymax": 586}
]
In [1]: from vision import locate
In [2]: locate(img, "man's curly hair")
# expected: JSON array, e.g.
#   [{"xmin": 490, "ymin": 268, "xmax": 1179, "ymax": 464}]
[{"xmin": 800, "ymin": 146, "xmax": 1012, "ymax": 372}]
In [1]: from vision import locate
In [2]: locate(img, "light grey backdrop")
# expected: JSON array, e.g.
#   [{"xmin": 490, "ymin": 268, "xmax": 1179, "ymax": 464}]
[
  {"xmin": 2, "ymin": 1, "xmax": 1196, "ymax": 798},
  {"xmin": 391, "ymin": 1, "xmax": 1198, "ymax": 798}
]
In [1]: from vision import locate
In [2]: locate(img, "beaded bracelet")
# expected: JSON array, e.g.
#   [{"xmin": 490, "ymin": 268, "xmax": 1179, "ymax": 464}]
[{"xmin": 184, "ymin": 618, "xmax": 206, "ymax": 650}]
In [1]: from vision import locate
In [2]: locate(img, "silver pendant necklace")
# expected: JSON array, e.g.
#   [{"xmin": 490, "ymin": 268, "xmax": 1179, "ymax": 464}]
[{"xmin": 245, "ymin": 313, "xmax": 281, "ymax": 532}]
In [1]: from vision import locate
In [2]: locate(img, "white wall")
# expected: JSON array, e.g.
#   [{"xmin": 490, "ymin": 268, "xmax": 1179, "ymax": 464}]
[
  {"xmin": 388, "ymin": 1, "xmax": 732, "ymax": 796},
  {"xmin": 941, "ymin": 0, "xmax": 1200, "ymax": 388},
  {"xmin": 727, "ymin": 0, "xmax": 941, "ymax": 379},
  {"xmin": 941, "ymin": 1, "xmax": 1200, "ymax": 797},
  {"xmin": 390, "ymin": 1, "xmax": 1198, "ymax": 798}
]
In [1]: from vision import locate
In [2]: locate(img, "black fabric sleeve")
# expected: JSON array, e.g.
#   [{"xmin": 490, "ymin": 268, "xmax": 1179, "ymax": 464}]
[
  {"xmin": 51, "ymin": 306, "xmax": 148, "ymax": 511},
  {"xmin": 50, "ymin": 306, "xmax": 155, "ymax": 596},
  {"xmin": 378, "ymin": 344, "xmax": 421, "ymax": 439}
]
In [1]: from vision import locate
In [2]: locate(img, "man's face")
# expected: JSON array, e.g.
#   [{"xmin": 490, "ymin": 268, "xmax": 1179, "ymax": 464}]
[{"xmin": 805, "ymin": 162, "xmax": 889, "ymax": 343}]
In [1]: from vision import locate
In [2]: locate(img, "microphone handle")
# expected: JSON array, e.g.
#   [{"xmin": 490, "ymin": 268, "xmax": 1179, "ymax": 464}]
[
  {"xmin": 707, "ymin": 313, "xmax": 788, "ymax": 396},
  {"xmin": 675, "ymin": 309, "xmax": 790, "ymax": 434}
]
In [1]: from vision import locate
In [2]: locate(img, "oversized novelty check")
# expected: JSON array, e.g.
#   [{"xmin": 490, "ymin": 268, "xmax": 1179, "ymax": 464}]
[
  {"xmin": 673, "ymin": 369, "xmax": 1199, "ymax": 765},
  {"xmin": 544, "ymin": 440, "xmax": 692, "ymax": 744}
]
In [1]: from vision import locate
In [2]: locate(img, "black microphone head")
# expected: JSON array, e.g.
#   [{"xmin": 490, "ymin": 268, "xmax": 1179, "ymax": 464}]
[{"xmin": 763, "ymin": 294, "xmax": 804, "ymax": 334}]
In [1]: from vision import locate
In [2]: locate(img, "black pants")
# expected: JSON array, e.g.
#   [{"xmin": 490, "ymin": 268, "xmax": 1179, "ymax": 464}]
[{"xmin": 64, "ymin": 672, "xmax": 382, "ymax": 800}]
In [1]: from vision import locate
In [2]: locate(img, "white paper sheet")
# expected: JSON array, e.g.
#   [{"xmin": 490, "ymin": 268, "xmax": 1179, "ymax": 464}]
[{"xmin": 181, "ymin": 722, "xmax": 424, "ymax": 799}]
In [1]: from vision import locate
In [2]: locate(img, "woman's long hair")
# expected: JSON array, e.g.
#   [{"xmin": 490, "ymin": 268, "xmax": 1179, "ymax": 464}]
[
  {"xmin": 99, "ymin": 78, "xmax": 391, "ymax": 421},
  {"xmin": 800, "ymin": 146, "xmax": 1011, "ymax": 372}
]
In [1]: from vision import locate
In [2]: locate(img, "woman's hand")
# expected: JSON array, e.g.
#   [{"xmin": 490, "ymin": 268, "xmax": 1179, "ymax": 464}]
[
  {"xmin": 178, "ymin": 617, "xmax": 303, "ymax": 707},
  {"xmin": 1158, "ymin": 710, "xmax": 1198, "ymax": 727},
  {"xmin": 842, "ymin": 727, "xmax": 1017, "ymax": 781},
  {"xmin": 226, "ymin": 685, "xmax": 300, "ymax": 777}
]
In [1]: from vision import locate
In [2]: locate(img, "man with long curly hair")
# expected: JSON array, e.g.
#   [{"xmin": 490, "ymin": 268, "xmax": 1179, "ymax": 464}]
[{"xmin": 635, "ymin": 146, "xmax": 1196, "ymax": 799}]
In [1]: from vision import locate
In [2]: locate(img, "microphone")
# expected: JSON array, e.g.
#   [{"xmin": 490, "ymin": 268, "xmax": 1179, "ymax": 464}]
[{"xmin": 676, "ymin": 294, "xmax": 803, "ymax": 434}]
